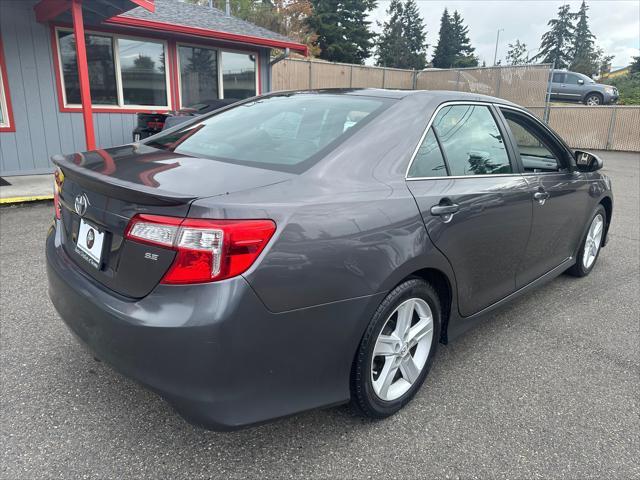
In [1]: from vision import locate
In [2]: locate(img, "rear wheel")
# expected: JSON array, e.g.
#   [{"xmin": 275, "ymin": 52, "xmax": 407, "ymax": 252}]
[
  {"xmin": 567, "ymin": 205, "xmax": 606, "ymax": 277},
  {"xmin": 351, "ymin": 278, "xmax": 440, "ymax": 418},
  {"xmin": 584, "ymin": 93, "xmax": 603, "ymax": 105}
]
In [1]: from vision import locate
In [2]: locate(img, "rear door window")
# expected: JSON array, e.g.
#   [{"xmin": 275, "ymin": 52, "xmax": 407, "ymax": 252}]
[
  {"xmin": 407, "ymin": 128, "xmax": 448, "ymax": 178},
  {"xmin": 147, "ymin": 94, "xmax": 391, "ymax": 173},
  {"xmin": 552, "ymin": 72, "xmax": 566, "ymax": 83},
  {"xmin": 432, "ymin": 105, "xmax": 512, "ymax": 176}
]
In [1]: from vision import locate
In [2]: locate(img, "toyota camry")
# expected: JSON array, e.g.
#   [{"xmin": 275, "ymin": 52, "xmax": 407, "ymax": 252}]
[{"xmin": 46, "ymin": 89, "xmax": 613, "ymax": 430}]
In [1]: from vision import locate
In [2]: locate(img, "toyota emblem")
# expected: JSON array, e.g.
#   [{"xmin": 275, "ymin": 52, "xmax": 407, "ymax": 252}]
[{"xmin": 74, "ymin": 193, "xmax": 90, "ymax": 217}]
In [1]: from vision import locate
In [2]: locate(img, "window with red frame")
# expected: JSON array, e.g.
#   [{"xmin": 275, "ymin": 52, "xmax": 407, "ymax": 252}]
[{"xmin": 0, "ymin": 35, "xmax": 15, "ymax": 131}]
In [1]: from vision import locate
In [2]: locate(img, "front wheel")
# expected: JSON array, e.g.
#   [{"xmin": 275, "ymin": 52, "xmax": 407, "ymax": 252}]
[
  {"xmin": 351, "ymin": 278, "xmax": 440, "ymax": 418},
  {"xmin": 584, "ymin": 93, "xmax": 603, "ymax": 106},
  {"xmin": 567, "ymin": 205, "xmax": 606, "ymax": 277}
]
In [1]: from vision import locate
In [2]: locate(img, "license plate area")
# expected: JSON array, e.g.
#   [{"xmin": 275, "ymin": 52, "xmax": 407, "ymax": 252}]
[{"xmin": 75, "ymin": 218, "xmax": 105, "ymax": 269}]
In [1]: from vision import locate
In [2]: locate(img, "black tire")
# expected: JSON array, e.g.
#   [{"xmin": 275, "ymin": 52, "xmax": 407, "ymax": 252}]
[
  {"xmin": 567, "ymin": 205, "xmax": 607, "ymax": 277},
  {"xmin": 584, "ymin": 92, "xmax": 603, "ymax": 106},
  {"xmin": 351, "ymin": 278, "xmax": 441, "ymax": 418}
]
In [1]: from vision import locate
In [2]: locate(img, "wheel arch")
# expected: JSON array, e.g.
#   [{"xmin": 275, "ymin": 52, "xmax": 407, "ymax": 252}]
[
  {"xmin": 403, "ymin": 267, "xmax": 454, "ymax": 344},
  {"xmin": 599, "ymin": 195, "xmax": 613, "ymax": 245}
]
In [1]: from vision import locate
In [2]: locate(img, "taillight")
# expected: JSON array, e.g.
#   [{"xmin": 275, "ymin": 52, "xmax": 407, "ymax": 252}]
[
  {"xmin": 146, "ymin": 121, "xmax": 164, "ymax": 130},
  {"xmin": 53, "ymin": 167, "xmax": 64, "ymax": 220},
  {"xmin": 125, "ymin": 214, "xmax": 276, "ymax": 284}
]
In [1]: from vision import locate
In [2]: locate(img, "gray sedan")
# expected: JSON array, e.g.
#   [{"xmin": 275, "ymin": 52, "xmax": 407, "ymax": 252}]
[{"xmin": 46, "ymin": 89, "xmax": 613, "ymax": 430}]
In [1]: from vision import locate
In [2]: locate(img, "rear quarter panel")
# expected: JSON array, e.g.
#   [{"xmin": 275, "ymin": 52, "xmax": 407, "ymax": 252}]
[{"xmin": 188, "ymin": 94, "xmax": 457, "ymax": 313}]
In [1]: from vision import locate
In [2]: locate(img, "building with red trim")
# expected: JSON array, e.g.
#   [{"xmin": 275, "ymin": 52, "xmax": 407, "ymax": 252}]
[{"xmin": 0, "ymin": 0, "xmax": 307, "ymax": 176}]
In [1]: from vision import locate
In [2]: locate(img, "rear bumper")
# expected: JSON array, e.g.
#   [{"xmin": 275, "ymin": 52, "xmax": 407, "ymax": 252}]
[{"xmin": 46, "ymin": 223, "xmax": 382, "ymax": 430}]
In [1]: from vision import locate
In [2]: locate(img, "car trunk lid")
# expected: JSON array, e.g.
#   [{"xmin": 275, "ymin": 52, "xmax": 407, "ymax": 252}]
[{"xmin": 53, "ymin": 144, "xmax": 293, "ymax": 298}]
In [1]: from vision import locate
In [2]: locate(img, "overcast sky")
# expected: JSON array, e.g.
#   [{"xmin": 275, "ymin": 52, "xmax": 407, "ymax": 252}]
[{"xmin": 367, "ymin": 0, "xmax": 640, "ymax": 68}]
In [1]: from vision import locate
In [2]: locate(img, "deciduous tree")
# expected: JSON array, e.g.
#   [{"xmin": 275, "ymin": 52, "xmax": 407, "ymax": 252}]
[
  {"xmin": 630, "ymin": 56, "xmax": 640, "ymax": 75},
  {"xmin": 505, "ymin": 39, "xmax": 529, "ymax": 65},
  {"xmin": 185, "ymin": 0, "xmax": 319, "ymax": 57}
]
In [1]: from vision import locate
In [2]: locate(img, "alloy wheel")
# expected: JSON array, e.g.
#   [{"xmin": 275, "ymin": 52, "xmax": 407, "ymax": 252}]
[
  {"xmin": 371, "ymin": 298, "xmax": 434, "ymax": 401},
  {"xmin": 583, "ymin": 213, "xmax": 604, "ymax": 269},
  {"xmin": 586, "ymin": 96, "xmax": 601, "ymax": 106}
]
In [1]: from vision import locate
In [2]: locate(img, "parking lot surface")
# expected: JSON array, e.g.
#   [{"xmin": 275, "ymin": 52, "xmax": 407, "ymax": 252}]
[{"xmin": 1, "ymin": 151, "xmax": 639, "ymax": 479}]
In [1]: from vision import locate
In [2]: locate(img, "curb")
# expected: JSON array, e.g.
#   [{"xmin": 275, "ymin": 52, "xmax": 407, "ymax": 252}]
[{"xmin": 0, "ymin": 195, "xmax": 54, "ymax": 205}]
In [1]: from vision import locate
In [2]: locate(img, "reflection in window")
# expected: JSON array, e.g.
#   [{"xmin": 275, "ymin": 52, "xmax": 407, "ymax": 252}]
[
  {"xmin": 118, "ymin": 39, "xmax": 167, "ymax": 106},
  {"xmin": 58, "ymin": 31, "xmax": 117, "ymax": 105},
  {"xmin": 222, "ymin": 51, "xmax": 256, "ymax": 100},
  {"xmin": 0, "ymin": 52, "xmax": 7, "ymax": 127},
  {"xmin": 408, "ymin": 128, "xmax": 448, "ymax": 177},
  {"xmin": 147, "ymin": 95, "xmax": 387, "ymax": 173},
  {"xmin": 433, "ymin": 105, "xmax": 511, "ymax": 176},
  {"xmin": 179, "ymin": 45, "xmax": 218, "ymax": 107},
  {"xmin": 503, "ymin": 111, "xmax": 561, "ymax": 172}
]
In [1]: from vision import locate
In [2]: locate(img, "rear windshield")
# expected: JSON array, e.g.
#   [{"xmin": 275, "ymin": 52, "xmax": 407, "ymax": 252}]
[{"xmin": 146, "ymin": 93, "xmax": 391, "ymax": 173}]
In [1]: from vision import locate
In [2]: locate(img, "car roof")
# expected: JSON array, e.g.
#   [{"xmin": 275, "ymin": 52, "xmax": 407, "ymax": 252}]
[{"xmin": 270, "ymin": 88, "xmax": 520, "ymax": 107}]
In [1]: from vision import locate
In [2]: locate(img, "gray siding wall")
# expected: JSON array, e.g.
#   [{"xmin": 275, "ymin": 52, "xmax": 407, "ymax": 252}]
[
  {"xmin": 0, "ymin": 0, "xmax": 138, "ymax": 176},
  {"xmin": 0, "ymin": 0, "xmax": 272, "ymax": 176}
]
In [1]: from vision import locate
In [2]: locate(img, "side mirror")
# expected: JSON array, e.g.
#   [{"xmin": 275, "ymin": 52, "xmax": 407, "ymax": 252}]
[
  {"xmin": 575, "ymin": 150, "xmax": 603, "ymax": 172},
  {"xmin": 577, "ymin": 79, "xmax": 585, "ymax": 85}
]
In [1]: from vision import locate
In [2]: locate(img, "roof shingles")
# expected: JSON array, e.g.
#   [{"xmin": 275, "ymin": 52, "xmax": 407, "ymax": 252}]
[{"xmin": 119, "ymin": 0, "xmax": 300, "ymax": 47}]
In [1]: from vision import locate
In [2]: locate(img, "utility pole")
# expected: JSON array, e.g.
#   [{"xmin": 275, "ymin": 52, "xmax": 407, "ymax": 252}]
[{"xmin": 493, "ymin": 28, "xmax": 504, "ymax": 66}]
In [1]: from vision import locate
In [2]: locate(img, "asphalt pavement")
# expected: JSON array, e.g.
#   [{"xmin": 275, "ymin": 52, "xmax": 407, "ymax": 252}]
[{"xmin": 1, "ymin": 151, "xmax": 638, "ymax": 479}]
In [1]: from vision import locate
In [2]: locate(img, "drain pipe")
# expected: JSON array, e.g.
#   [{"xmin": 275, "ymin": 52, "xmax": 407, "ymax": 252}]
[{"xmin": 270, "ymin": 48, "xmax": 290, "ymax": 67}]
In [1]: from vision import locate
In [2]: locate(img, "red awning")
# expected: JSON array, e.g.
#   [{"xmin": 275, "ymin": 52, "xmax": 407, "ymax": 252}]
[{"xmin": 34, "ymin": 0, "xmax": 154, "ymax": 24}]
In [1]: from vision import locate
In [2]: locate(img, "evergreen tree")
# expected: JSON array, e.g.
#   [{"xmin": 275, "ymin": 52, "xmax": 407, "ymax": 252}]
[
  {"xmin": 375, "ymin": 0, "xmax": 427, "ymax": 69},
  {"xmin": 570, "ymin": 1, "xmax": 597, "ymax": 75},
  {"xmin": 532, "ymin": 4, "xmax": 576, "ymax": 68},
  {"xmin": 505, "ymin": 39, "xmax": 529, "ymax": 65},
  {"xmin": 375, "ymin": 0, "xmax": 406, "ymax": 68},
  {"xmin": 451, "ymin": 10, "xmax": 477, "ymax": 67},
  {"xmin": 402, "ymin": 0, "xmax": 428, "ymax": 69},
  {"xmin": 432, "ymin": 9, "xmax": 456, "ymax": 68},
  {"xmin": 307, "ymin": 0, "xmax": 377, "ymax": 64},
  {"xmin": 630, "ymin": 56, "xmax": 640, "ymax": 75}
]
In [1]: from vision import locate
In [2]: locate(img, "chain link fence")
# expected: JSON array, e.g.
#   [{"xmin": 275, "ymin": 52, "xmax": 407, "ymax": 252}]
[
  {"xmin": 415, "ymin": 64, "xmax": 552, "ymax": 106},
  {"xmin": 272, "ymin": 59, "xmax": 416, "ymax": 90},
  {"xmin": 542, "ymin": 106, "xmax": 640, "ymax": 152},
  {"xmin": 272, "ymin": 59, "xmax": 639, "ymax": 152}
]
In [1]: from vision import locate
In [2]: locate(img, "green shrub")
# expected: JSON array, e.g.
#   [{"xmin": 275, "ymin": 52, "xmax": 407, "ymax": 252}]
[{"xmin": 602, "ymin": 73, "xmax": 640, "ymax": 105}]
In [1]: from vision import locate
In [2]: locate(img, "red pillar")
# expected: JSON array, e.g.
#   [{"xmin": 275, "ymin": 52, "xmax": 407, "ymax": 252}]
[{"xmin": 70, "ymin": 0, "xmax": 96, "ymax": 150}]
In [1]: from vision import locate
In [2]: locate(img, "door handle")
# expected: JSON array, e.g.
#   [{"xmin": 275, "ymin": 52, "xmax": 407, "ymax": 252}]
[
  {"xmin": 431, "ymin": 203, "xmax": 460, "ymax": 216},
  {"xmin": 534, "ymin": 190, "xmax": 550, "ymax": 205}
]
